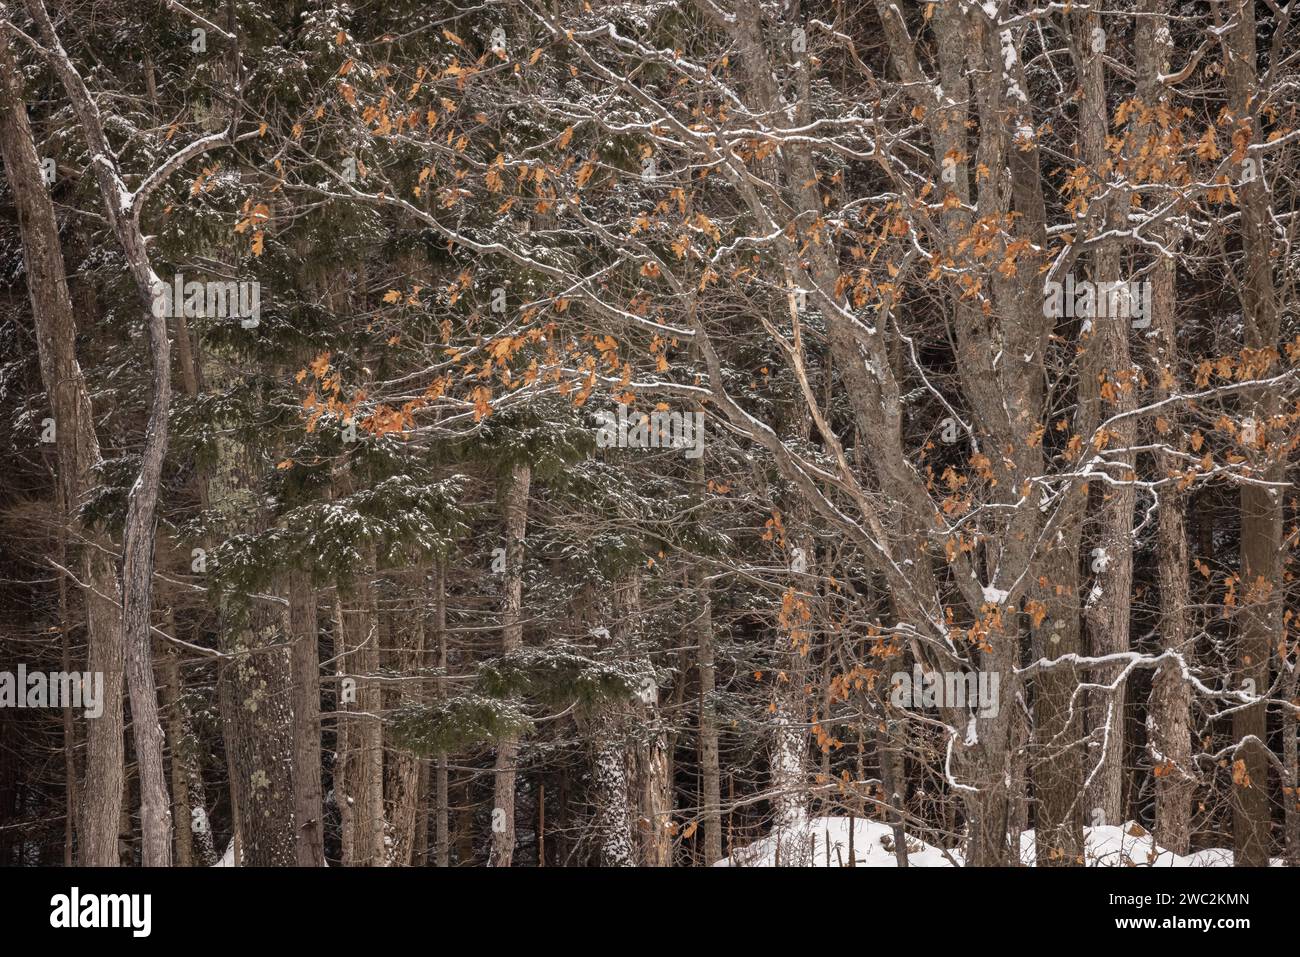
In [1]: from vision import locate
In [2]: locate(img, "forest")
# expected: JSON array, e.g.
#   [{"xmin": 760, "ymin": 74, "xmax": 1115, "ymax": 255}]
[{"xmin": 0, "ymin": 0, "xmax": 1297, "ymax": 870}]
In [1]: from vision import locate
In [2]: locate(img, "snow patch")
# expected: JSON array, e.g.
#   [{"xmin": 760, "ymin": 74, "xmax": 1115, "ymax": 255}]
[
  {"xmin": 715, "ymin": 817, "xmax": 1281, "ymax": 867},
  {"xmin": 981, "ymin": 584, "xmax": 1008, "ymax": 605}
]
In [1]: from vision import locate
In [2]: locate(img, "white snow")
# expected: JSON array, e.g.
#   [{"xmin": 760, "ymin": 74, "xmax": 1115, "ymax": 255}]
[
  {"xmin": 715, "ymin": 816, "xmax": 1282, "ymax": 867},
  {"xmin": 981, "ymin": 584, "xmax": 1008, "ymax": 605},
  {"xmin": 999, "ymin": 30, "xmax": 1017, "ymax": 71},
  {"xmin": 715, "ymin": 816, "xmax": 955, "ymax": 867},
  {"xmin": 215, "ymin": 840, "xmax": 236, "ymax": 867}
]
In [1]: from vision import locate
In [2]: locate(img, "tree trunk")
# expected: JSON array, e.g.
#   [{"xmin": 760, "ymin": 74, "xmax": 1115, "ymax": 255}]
[
  {"xmin": 433, "ymin": 558, "xmax": 450, "ymax": 867},
  {"xmin": 626, "ymin": 576, "xmax": 672, "ymax": 866},
  {"xmin": 1147, "ymin": 254, "xmax": 1195, "ymax": 856},
  {"xmin": 338, "ymin": 549, "xmax": 385, "ymax": 865},
  {"xmin": 384, "ymin": 572, "xmax": 426, "ymax": 866},
  {"xmin": 20, "ymin": 0, "xmax": 183, "ymax": 866},
  {"xmin": 1235, "ymin": 480, "xmax": 1279, "ymax": 865},
  {"xmin": 488, "ymin": 462, "xmax": 530, "ymax": 866},
  {"xmin": 590, "ymin": 712, "xmax": 635, "ymax": 867},
  {"xmin": 695, "ymin": 564, "xmax": 723, "ymax": 864},
  {"xmin": 217, "ymin": 614, "xmax": 296, "ymax": 866},
  {"xmin": 210, "ymin": 443, "xmax": 296, "ymax": 866},
  {"xmin": 333, "ymin": 592, "xmax": 355, "ymax": 865},
  {"xmin": 1030, "ymin": 542, "xmax": 1086, "ymax": 864},
  {"xmin": 289, "ymin": 570, "xmax": 325, "ymax": 866},
  {"xmin": 1224, "ymin": 0, "xmax": 1280, "ymax": 868},
  {"xmin": 1075, "ymin": 1, "xmax": 1134, "ymax": 828},
  {"xmin": 1282, "ymin": 660, "xmax": 1299, "ymax": 867},
  {"xmin": 0, "ymin": 36, "xmax": 125, "ymax": 865},
  {"xmin": 162, "ymin": 632, "xmax": 192, "ymax": 867}
]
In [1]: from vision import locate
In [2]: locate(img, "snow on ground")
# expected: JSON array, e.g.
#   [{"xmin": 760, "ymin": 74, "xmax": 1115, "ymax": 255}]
[
  {"xmin": 714, "ymin": 816, "xmax": 1270, "ymax": 867},
  {"xmin": 715, "ymin": 817, "xmax": 952, "ymax": 867}
]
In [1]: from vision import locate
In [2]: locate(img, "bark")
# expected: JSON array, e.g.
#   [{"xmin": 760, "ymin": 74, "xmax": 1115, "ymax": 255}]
[
  {"xmin": 21, "ymin": 0, "xmax": 189, "ymax": 865},
  {"xmin": 179, "ymin": 621, "xmax": 219, "ymax": 866},
  {"xmin": 877, "ymin": 731, "xmax": 909, "ymax": 867},
  {"xmin": 1029, "ymin": 540, "xmax": 1086, "ymax": 865},
  {"xmin": 162, "ymin": 634, "xmax": 192, "ymax": 867},
  {"xmin": 695, "ymin": 563, "xmax": 723, "ymax": 864},
  {"xmin": 770, "ymin": 677, "xmax": 809, "ymax": 833},
  {"xmin": 771, "ymin": 536, "xmax": 811, "ymax": 835},
  {"xmin": 333, "ymin": 592, "xmax": 355, "ymax": 864},
  {"xmin": 572, "ymin": 573, "xmax": 638, "ymax": 868},
  {"xmin": 161, "ymin": 627, "xmax": 219, "ymax": 867},
  {"xmin": 216, "ymin": 616, "xmax": 296, "ymax": 866},
  {"xmin": 338, "ymin": 549, "xmax": 385, "ymax": 866},
  {"xmin": 488, "ymin": 462, "xmax": 530, "ymax": 866},
  {"xmin": 1235, "ymin": 479, "xmax": 1280, "ymax": 865},
  {"xmin": 455, "ymin": 773, "xmax": 475, "ymax": 864},
  {"xmin": 1073, "ymin": 0, "xmax": 1134, "ymax": 827},
  {"xmin": 1147, "ymin": 254, "xmax": 1195, "ymax": 855},
  {"xmin": 384, "ymin": 572, "xmax": 426, "ymax": 866},
  {"xmin": 1223, "ymin": 0, "xmax": 1281, "ymax": 868},
  {"xmin": 289, "ymin": 570, "xmax": 325, "ymax": 866},
  {"xmin": 56, "ymin": 499, "xmax": 79, "ymax": 864},
  {"xmin": 1127, "ymin": 0, "xmax": 1196, "ymax": 857},
  {"xmin": 954, "ymin": 619, "xmax": 1020, "ymax": 867},
  {"xmin": 0, "ymin": 35, "xmax": 125, "ymax": 865},
  {"xmin": 1282, "ymin": 656, "xmax": 1299, "ymax": 867},
  {"xmin": 413, "ymin": 759, "xmax": 430, "ymax": 866},
  {"xmin": 625, "ymin": 576, "xmax": 672, "ymax": 866},
  {"xmin": 589, "ymin": 712, "xmax": 635, "ymax": 867},
  {"xmin": 210, "ymin": 439, "xmax": 295, "ymax": 865},
  {"xmin": 158, "ymin": 244, "xmax": 217, "ymax": 869},
  {"xmin": 125, "ymin": 605, "xmax": 171, "ymax": 866},
  {"xmin": 433, "ymin": 558, "xmax": 451, "ymax": 867}
]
